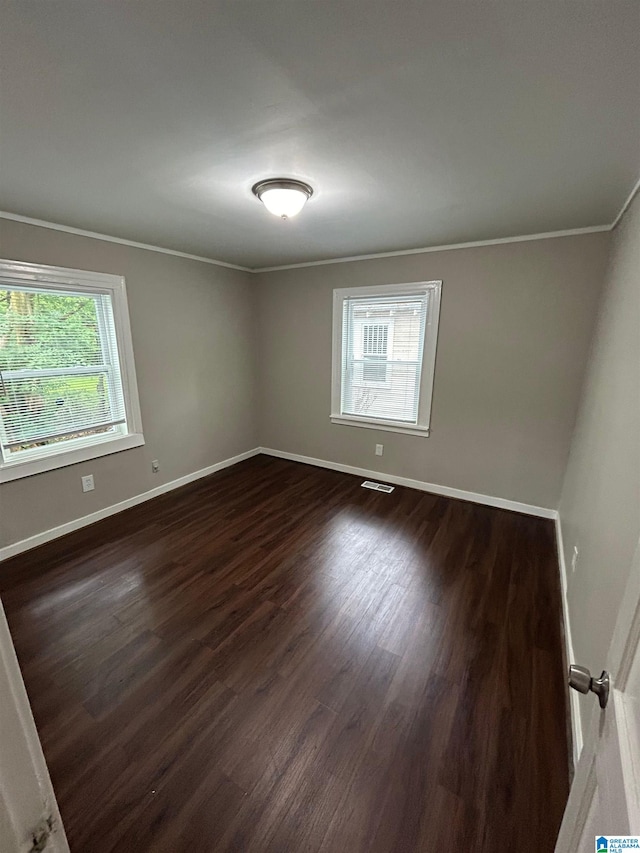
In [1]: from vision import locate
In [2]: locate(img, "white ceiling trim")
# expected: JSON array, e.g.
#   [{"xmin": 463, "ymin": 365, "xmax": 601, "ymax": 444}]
[
  {"xmin": 2, "ymin": 170, "xmax": 639, "ymax": 274},
  {"xmin": 611, "ymin": 174, "xmax": 640, "ymax": 231},
  {"xmin": 0, "ymin": 211, "xmax": 253, "ymax": 273},
  {"xmin": 253, "ymin": 225, "xmax": 611, "ymax": 273},
  {"xmin": 0, "ymin": 210, "xmax": 611, "ymax": 274}
]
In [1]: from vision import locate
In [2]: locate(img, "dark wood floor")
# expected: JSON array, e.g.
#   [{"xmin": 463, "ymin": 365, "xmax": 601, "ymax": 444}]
[{"xmin": 0, "ymin": 455, "xmax": 569, "ymax": 852}]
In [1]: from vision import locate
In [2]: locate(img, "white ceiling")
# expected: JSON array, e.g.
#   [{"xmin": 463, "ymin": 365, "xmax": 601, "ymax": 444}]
[{"xmin": 1, "ymin": 1, "xmax": 639, "ymax": 269}]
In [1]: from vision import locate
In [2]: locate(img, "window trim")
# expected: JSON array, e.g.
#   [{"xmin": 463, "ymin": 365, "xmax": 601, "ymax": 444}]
[
  {"xmin": 331, "ymin": 280, "xmax": 442, "ymax": 437},
  {"xmin": 0, "ymin": 259, "xmax": 144, "ymax": 482}
]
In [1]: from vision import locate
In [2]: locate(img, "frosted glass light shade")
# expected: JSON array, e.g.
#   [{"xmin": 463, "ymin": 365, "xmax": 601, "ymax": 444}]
[
  {"xmin": 260, "ymin": 187, "xmax": 307, "ymax": 218},
  {"xmin": 252, "ymin": 179, "xmax": 313, "ymax": 220}
]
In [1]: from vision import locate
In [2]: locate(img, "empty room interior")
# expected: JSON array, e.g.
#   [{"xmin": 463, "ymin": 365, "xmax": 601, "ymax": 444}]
[{"xmin": 0, "ymin": 2, "xmax": 639, "ymax": 852}]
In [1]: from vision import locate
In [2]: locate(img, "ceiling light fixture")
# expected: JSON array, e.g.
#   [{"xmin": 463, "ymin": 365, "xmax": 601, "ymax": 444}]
[{"xmin": 252, "ymin": 178, "xmax": 313, "ymax": 220}]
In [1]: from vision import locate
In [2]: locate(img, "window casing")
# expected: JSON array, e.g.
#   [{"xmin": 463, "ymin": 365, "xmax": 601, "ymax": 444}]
[
  {"xmin": 331, "ymin": 281, "xmax": 441, "ymax": 436},
  {"xmin": 0, "ymin": 260, "xmax": 144, "ymax": 482}
]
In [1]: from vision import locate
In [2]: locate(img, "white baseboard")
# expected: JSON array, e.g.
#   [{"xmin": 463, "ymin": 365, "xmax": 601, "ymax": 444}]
[
  {"xmin": 0, "ymin": 448, "xmax": 261, "ymax": 562},
  {"xmin": 555, "ymin": 512, "xmax": 583, "ymax": 768},
  {"xmin": 2, "ymin": 445, "xmax": 555, "ymax": 562},
  {"xmin": 259, "ymin": 447, "xmax": 556, "ymax": 518}
]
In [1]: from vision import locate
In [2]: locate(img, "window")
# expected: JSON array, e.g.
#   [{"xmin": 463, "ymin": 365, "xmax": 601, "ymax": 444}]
[
  {"xmin": 331, "ymin": 281, "xmax": 441, "ymax": 436},
  {"xmin": 0, "ymin": 260, "xmax": 144, "ymax": 482},
  {"xmin": 361, "ymin": 323, "xmax": 390, "ymax": 383}
]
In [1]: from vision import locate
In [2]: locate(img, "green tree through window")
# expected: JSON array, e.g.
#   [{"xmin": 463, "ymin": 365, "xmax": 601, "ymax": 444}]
[{"xmin": 0, "ymin": 287, "xmax": 124, "ymax": 453}]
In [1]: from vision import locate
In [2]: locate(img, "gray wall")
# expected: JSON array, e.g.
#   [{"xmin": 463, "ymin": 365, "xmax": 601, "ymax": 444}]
[
  {"xmin": 0, "ymin": 220, "xmax": 614, "ymax": 551},
  {"xmin": 3, "ymin": 205, "xmax": 637, "ymax": 752},
  {"xmin": 0, "ymin": 219, "xmax": 257, "ymax": 548},
  {"xmin": 256, "ymin": 233, "xmax": 609, "ymax": 509},
  {"xmin": 559, "ymin": 193, "xmax": 640, "ymax": 730}
]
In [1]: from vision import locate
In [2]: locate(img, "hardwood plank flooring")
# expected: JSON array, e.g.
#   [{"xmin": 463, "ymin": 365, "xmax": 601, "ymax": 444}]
[{"xmin": 0, "ymin": 455, "xmax": 570, "ymax": 852}]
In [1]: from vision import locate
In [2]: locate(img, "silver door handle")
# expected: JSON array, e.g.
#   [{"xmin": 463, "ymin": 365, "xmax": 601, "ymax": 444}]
[{"xmin": 569, "ymin": 665, "xmax": 610, "ymax": 709}]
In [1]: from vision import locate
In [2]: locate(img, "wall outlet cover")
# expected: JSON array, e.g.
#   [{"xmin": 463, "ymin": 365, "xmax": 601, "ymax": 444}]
[{"xmin": 81, "ymin": 475, "xmax": 95, "ymax": 493}]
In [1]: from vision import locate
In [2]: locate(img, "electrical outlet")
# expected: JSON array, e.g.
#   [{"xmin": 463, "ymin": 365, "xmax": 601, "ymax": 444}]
[
  {"xmin": 571, "ymin": 546, "xmax": 579, "ymax": 573},
  {"xmin": 375, "ymin": 444, "xmax": 384, "ymax": 456},
  {"xmin": 81, "ymin": 474, "xmax": 95, "ymax": 493},
  {"xmin": 151, "ymin": 460, "xmax": 160, "ymax": 473}
]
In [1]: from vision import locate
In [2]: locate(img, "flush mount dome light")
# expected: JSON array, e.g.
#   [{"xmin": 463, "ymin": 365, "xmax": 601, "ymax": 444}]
[{"xmin": 252, "ymin": 178, "xmax": 313, "ymax": 220}]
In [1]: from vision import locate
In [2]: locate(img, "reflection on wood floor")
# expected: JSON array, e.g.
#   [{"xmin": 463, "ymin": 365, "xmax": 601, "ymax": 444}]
[{"xmin": 0, "ymin": 454, "xmax": 569, "ymax": 852}]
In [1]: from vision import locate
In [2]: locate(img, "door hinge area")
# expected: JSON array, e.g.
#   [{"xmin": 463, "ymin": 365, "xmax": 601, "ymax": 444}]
[{"xmin": 29, "ymin": 816, "xmax": 53, "ymax": 852}]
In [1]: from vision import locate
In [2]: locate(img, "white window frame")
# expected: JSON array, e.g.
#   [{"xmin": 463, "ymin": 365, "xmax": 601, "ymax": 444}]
[
  {"xmin": 0, "ymin": 259, "xmax": 144, "ymax": 482},
  {"xmin": 331, "ymin": 280, "xmax": 442, "ymax": 437}
]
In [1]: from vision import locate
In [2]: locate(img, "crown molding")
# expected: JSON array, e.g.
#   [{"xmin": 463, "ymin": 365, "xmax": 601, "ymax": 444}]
[
  {"xmin": 253, "ymin": 224, "xmax": 611, "ymax": 272},
  {"xmin": 0, "ymin": 211, "xmax": 253, "ymax": 273},
  {"xmin": 4, "ymin": 175, "xmax": 640, "ymax": 274},
  {"xmin": 611, "ymin": 173, "xmax": 640, "ymax": 231}
]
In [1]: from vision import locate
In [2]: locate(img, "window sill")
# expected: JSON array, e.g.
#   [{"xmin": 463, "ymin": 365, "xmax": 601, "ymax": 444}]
[
  {"xmin": 330, "ymin": 415, "xmax": 430, "ymax": 437},
  {"xmin": 0, "ymin": 433, "xmax": 145, "ymax": 483}
]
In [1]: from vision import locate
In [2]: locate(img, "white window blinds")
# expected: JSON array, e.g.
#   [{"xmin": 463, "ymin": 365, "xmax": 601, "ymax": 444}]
[
  {"xmin": 0, "ymin": 285, "xmax": 127, "ymax": 456},
  {"xmin": 340, "ymin": 292, "xmax": 428, "ymax": 425}
]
